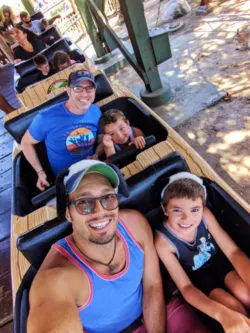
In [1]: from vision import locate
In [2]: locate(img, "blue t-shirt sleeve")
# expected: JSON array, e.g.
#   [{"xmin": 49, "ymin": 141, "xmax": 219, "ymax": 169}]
[
  {"xmin": 95, "ymin": 106, "xmax": 103, "ymax": 135},
  {"xmin": 28, "ymin": 112, "xmax": 47, "ymax": 142}
]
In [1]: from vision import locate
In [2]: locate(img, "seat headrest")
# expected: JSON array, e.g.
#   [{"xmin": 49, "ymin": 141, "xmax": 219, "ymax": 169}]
[
  {"xmin": 17, "ymin": 152, "xmax": 189, "ymax": 269},
  {"xmin": 30, "ymin": 11, "xmax": 44, "ymax": 20},
  {"xmin": 41, "ymin": 38, "xmax": 71, "ymax": 63},
  {"xmin": 5, "ymin": 73, "xmax": 113, "ymax": 143},
  {"xmin": 40, "ymin": 26, "xmax": 61, "ymax": 44}
]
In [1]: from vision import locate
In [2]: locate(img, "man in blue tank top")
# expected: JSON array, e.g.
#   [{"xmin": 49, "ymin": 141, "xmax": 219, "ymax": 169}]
[
  {"xmin": 21, "ymin": 70, "xmax": 103, "ymax": 192},
  {"xmin": 27, "ymin": 160, "xmax": 211, "ymax": 333}
]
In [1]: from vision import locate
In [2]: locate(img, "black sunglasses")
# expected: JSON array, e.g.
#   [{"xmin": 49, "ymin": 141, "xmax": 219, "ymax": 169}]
[{"xmin": 70, "ymin": 193, "xmax": 119, "ymax": 215}]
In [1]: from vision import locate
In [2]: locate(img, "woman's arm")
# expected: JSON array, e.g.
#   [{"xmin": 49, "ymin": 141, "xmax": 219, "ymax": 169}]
[{"xmin": 155, "ymin": 233, "xmax": 250, "ymax": 332}]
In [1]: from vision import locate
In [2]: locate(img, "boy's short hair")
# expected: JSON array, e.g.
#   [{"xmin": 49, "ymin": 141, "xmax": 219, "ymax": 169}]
[
  {"xmin": 53, "ymin": 51, "xmax": 70, "ymax": 69},
  {"xmin": 162, "ymin": 179, "xmax": 206, "ymax": 207},
  {"xmin": 99, "ymin": 109, "xmax": 127, "ymax": 131},
  {"xmin": 33, "ymin": 53, "xmax": 48, "ymax": 67}
]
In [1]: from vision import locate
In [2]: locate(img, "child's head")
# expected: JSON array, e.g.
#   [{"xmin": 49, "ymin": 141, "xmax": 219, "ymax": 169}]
[
  {"xmin": 99, "ymin": 109, "xmax": 131, "ymax": 145},
  {"xmin": 161, "ymin": 173, "xmax": 206, "ymax": 207},
  {"xmin": 33, "ymin": 54, "xmax": 50, "ymax": 75},
  {"xmin": 53, "ymin": 51, "xmax": 71, "ymax": 71},
  {"xmin": 40, "ymin": 18, "xmax": 49, "ymax": 30},
  {"xmin": 161, "ymin": 173, "xmax": 207, "ymax": 232}
]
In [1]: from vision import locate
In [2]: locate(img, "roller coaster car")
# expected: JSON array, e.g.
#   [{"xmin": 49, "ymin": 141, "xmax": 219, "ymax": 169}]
[
  {"xmin": 13, "ymin": 152, "xmax": 250, "ymax": 333},
  {"xmin": 15, "ymin": 38, "xmax": 86, "ymax": 93},
  {"xmin": 6, "ymin": 73, "xmax": 167, "ymax": 217}
]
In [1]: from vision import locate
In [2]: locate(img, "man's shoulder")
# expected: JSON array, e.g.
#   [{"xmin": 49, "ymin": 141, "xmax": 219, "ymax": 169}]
[
  {"xmin": 119, "ymin": 209, "xmax": 151, "ymax": 246},
  {"xmin": 87, "ymin": 103, "xmax": 101, "ymax": 113},
  {"xmin": 39, "ymin": 102, "xmax": 66, "ymax": 116}
]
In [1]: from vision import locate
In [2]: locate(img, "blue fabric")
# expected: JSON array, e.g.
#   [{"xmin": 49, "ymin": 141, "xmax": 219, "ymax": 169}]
[
  {"xmin": 158, "ymin": 219, "xmax": 219, "ymax": 272},
  {"xmin": 55, "ymin": 221, "xmax": 144, "ymax": 333},
  {"xmin": 29, "ymin": 102, "xmax": 101, "ymax": 175}
]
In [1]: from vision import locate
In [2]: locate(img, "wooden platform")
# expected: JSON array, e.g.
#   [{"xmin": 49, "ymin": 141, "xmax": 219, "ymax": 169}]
[{"xmin": 0, "ymin": 110, "xmax": 13, "ymax": 330}]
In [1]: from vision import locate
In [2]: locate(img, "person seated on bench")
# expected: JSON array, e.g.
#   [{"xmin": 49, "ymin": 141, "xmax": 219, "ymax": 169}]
[
  {"xmin": 27, "ymin": 159, "xmax": 211, "ymax": 333},
  {"xmin": 21, "ymin": 70, "xmax": 103, "ymax": 191},
  {"xmin": 52, "ymin": 50, "xmax": 76, "ymax": 72},
  {"xmin": 20, "ymin": 11, "xmax": 61, "ymax": 34},
  {"xmin": 99, "ymin": 109, "xmax": 146, "ymax": 158},
  {"xmin": 13, "ymin": 26, "xmax": 46, "ymax": 63},
  {"xmin": 155, "ymin": 172, "xmax": 250, "ymax": 333},
  {"xmin": 33, "ymin": 53, "xmax": 56, "ymax": 80},
  {"xmin": 0, "ymin": 5, "xmax": 16, "ymax": 46}
]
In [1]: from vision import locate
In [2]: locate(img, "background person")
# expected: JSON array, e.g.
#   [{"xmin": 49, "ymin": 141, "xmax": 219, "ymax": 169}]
[
  {"xmin": 52, "ymin": 50, "xmax": 76, "ymax": 71},
  {"xmin": 0, "ymin": 6, "xmax": 16, "ymax": 46},
  {"xmin": 13, "ymin": 26, "xmax": 46, "ymax": 63},
  {"xmin": 33, "ymin": 53, "xmax": 56, "ymax": 80},
  {"xmin": 20, "ymin": 11, "xmax": 61, "ymax": 35}
]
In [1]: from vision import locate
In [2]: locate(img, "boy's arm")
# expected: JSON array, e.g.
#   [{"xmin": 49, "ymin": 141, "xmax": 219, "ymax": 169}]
[
  {"xmin": 204, "ymin": 207, "xmax": 250, "ymax": 285},
  {"xmin": 130, "ymin": 127, "xmax": 145, "ymax": 149},
  {"xmin": 102, "ymin": 134, "xmax": 116, "ymax": 157},
  {"xmin": 155, "ymin": 233, "xmax": 250, "ymax": 333}
]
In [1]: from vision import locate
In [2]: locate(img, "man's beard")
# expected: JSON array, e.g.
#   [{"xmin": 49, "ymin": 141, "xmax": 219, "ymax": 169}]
[
  {"xmin": 87, "ymin": 213, "xmax": 118, "ymax": 245},
  {"xmin": 89, "ymin": 229, "xmax": 116, "ymax": 245}
]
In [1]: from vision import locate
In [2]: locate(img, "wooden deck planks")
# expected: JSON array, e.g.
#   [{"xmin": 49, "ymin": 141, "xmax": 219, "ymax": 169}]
[{"xmin": 0, "ymin": 238, "xmax": 12, "ymax": 327}]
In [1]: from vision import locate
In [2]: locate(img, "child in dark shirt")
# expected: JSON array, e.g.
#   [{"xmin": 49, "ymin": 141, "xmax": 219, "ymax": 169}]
[
  {"xmin": 155, "ymin": 172, "xmax": 250, "ymax": 333},
  {"xmin": 98, "ymin": 109, "xmax": 146, "ymax": 158},
  {"xmin": 33, "ymin": 53, "xmax": 56, "ymax": 80}
]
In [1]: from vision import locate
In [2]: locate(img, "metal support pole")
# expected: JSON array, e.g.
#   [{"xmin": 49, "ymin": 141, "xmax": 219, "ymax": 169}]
[
  {"xmin": 75, "ymin": 0, "xmax": 107, "ymax": 58},
  {"xmin": 21, "ymin": 0, "xmax": 35, "ymax": 15},
  {"xmin": 119, "ymin": 0, "xmax": 162, "ymax": 92}
]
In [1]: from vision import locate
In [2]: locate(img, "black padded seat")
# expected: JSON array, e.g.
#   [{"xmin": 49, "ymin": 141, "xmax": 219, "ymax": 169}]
[
  {"xmin": 101, "ymin": 97, "xmax": 168, "ymax": 143},
  {"xmin": 15, "ymin": 38, "xmax": 86, "ymax": 92},
  {"xmin": 40, "ymin": 26, "xmax": 61, "ymax": 44},
  {"xmin": 17, "ymin": 152, "xmax": 190, "ymax": 267},
  {"xmin": 14, "ymin": 153, "xmax": 250, "ymax": 333},
  {"xmin": 30, "ymin": 12, "xmax": 44, "ymax": 20},
  {"xmin": 14, "ymin": 37, "xmax": 72, "ymax": 77}
]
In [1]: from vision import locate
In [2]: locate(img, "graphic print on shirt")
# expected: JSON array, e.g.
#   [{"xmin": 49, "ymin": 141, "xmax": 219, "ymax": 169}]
[
  {"xmin": 192, "ymin": 235, "xmax": 216, "ymax": 271},
  {"xmin": 66, "ymin": 125, "xmax": 96, "ymax": 155}
]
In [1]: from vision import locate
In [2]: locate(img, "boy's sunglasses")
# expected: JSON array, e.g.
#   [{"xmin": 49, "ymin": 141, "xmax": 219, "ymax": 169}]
[{"xmin": 69, "ymin": 193, "xmax": 119, "ymax": 215}]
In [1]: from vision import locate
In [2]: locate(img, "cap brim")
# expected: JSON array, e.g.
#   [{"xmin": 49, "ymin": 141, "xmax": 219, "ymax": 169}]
[{"xmin": 65, "ymin": 162, "xmax": 119, "ymax": 194}]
